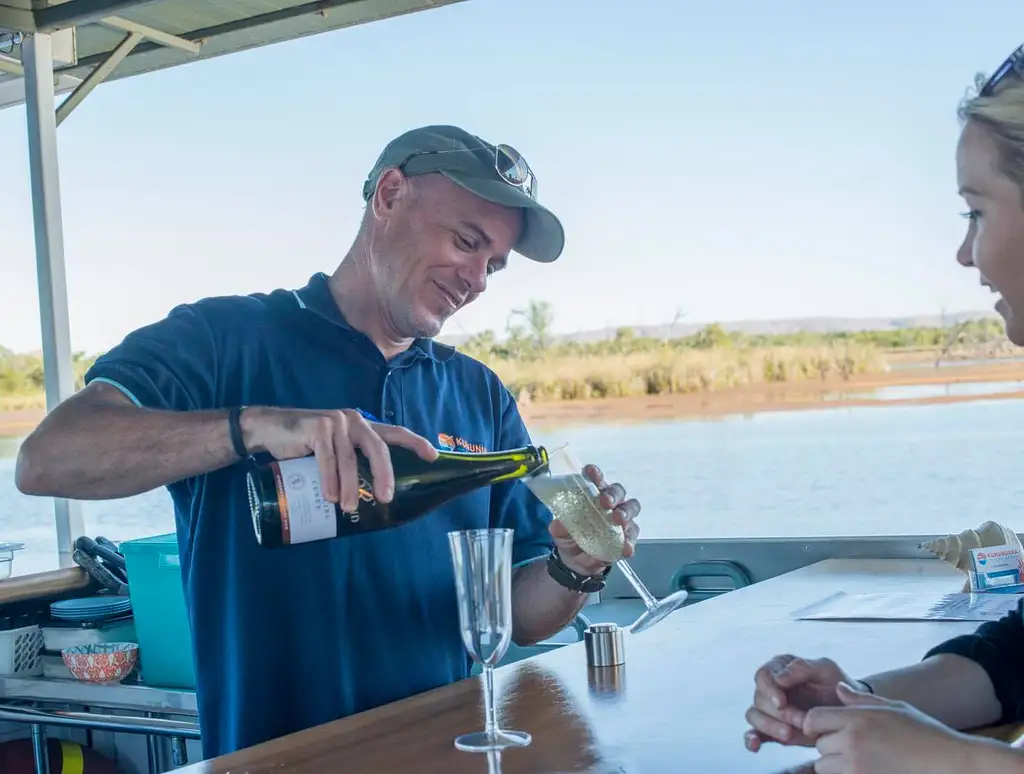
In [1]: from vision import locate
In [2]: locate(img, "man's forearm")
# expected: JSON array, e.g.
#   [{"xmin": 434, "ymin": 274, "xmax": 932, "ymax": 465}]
[
  {"xmin": 16, "ymin": 384, "xmax": 238, "ymax": 500},
  {"xmin": 510, "ymin": 558, "xmax": 589, "ymax": 646},
  {"xmin": 862, "ymin": 654, "xmax": 1003, "ymax": 730}
]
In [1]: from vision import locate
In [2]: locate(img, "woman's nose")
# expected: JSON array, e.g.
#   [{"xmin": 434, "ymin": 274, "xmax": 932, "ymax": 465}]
[{"xmin": 956, "ymin": 238, "xmax": 974, "ymax": 267}]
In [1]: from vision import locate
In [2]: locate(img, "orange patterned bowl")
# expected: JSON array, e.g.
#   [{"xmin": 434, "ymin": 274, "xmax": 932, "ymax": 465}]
[{"xmin": 61, "ymin": 643, "xmax": 139, "ymax": 683}]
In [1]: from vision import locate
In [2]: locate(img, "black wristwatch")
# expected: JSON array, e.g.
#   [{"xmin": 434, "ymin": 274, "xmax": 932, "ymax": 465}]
[{"xmin": 546, "ymin": 548, "xmax": 611, "ymax": 593}]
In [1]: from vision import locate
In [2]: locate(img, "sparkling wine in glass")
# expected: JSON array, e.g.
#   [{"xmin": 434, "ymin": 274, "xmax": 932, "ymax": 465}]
[
  {"xmin": 448, "ymin": 528, "xmax": 532, "ymax": 752},
  {"xmin": 525, "ymin": 444, "xmax": 689, "ymax": 634}
]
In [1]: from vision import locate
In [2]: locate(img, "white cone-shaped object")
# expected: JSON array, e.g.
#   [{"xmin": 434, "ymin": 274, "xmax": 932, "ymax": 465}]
[{"xmin": 920, "ymin": 521, "xmax": 1023, "ymax": 590}]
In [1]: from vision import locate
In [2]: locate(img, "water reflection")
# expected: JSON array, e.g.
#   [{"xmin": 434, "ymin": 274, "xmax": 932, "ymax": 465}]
[
  {"xmin": 821, "ymin": 379, "xmax": 1024, "ymax": 402},
  {"xmin": 893, "ymin": 355, "xmax": 1024, "ymax": 370}
]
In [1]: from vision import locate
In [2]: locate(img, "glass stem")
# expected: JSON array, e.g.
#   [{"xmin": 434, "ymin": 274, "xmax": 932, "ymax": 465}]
[
  {"xmin": 487, "ymin": 750, "xmax": 502, "ymax": 774},
  {"xmin": 615, "ymin": 559, "xmax": 658, "ymax": 609},
  {"xmin": 483, "ymin": 663, "xmax": 498, "ymax": 738}
]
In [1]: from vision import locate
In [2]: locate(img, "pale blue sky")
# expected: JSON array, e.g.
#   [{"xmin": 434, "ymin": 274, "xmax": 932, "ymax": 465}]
[{"xmin": 2, "ymin": 0, "xmax": 1023, "ymax": 354}]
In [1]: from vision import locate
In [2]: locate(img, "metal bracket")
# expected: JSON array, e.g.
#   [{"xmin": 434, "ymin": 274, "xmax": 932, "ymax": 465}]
[
  {"xmin": 9, "ymin": 15, "xmax": 202, "ymax": 125},
  {"xmin": 56, "ymin": 30, "xmax": 142, "ymax": 125},
  {"xmin": 54, "ymin": 17, "xmax": 201, "ymax": 125}
]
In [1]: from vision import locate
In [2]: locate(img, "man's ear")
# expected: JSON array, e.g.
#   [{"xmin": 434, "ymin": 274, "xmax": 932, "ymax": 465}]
[{"xmin": 371, "ymin": 168, "xmax": 414, "ymax": 220}]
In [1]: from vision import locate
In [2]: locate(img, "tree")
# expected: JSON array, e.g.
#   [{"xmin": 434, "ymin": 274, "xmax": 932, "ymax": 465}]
[
  {"xmin": 508, "ymin": 300, "xmax": 555, "ymax": 354},
  {"xmin": 461, "ymin": 330, "xmax": 497, "ymax": 360},
  {"xmin": 934, "ymin": 306, "xmax": 971, "ymax": 367},
  {"xmin": 692, "ymin": 323, "xmax": 733, "ymax": 350}
]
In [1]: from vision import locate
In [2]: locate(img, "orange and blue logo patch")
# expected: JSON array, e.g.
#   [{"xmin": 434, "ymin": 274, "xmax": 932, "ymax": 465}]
[{"xmin": 437, "ymin": 433, "xmax": 487, "ymax": 453}]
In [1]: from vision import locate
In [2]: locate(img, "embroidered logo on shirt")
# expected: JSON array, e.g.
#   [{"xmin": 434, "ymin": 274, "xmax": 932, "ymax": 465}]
[{"xmin": 437, "ymin": 433, "xmax": 487, "ymax": 453}]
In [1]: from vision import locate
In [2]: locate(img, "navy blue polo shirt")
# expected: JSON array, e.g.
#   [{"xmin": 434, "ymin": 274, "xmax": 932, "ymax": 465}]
[{"xmin": 84, "ymin": 272, "xmax": 555, "ymax": 759}]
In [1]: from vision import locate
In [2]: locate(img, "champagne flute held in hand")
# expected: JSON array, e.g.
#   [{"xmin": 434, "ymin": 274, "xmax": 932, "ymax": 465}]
[{"xmin": 525, "ymin": 444, "xmax": 688, "ymax": 634}]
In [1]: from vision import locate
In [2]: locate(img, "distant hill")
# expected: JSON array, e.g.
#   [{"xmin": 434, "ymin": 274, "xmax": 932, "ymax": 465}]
[
  {"xmin": 437, "ymin": 310, "xmax": 1002, "ymax": 346},
  {"xmin": 1, "ymin": 309, "xmax": 1002, "ymax": 355}
]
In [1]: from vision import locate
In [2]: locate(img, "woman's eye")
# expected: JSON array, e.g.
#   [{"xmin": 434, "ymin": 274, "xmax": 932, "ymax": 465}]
[{"xmin": 961, "ymin": 209, "xmax": 981, "ymax": 222}]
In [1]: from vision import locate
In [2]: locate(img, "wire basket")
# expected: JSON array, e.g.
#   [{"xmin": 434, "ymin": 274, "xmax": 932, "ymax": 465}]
[{"xmin": 0, "ymin": 625, "xmax": 45, "ymax": 677}]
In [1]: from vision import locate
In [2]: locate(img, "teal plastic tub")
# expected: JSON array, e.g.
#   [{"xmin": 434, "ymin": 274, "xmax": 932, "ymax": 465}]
[{"xmin": 120, "ymin": 533, "xmax": 196, "ymax": 690}]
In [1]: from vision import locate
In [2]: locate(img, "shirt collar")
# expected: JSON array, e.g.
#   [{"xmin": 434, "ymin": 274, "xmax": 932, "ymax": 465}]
[{"xmin": 291, "ymin": 273, "xmax": 456, "ymax": 364}]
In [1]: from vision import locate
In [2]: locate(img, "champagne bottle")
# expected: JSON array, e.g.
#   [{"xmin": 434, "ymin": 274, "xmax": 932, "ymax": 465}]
[{"xmin": 246, "ymin": 443, "xmax": 549, "ymax": 548}]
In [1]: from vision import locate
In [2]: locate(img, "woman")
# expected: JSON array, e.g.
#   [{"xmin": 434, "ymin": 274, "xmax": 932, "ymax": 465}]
[{"xmin": 744, "ymin": 43, "xmax": 1024, "ymax": 774}]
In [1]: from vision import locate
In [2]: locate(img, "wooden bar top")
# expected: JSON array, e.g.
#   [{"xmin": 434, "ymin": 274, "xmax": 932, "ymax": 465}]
[
  {"xmin": 0, "ymin": 566, "xmax": 93, "ymax": 605},
  {"xmin": 177, "ymin": 559, "xmax": 996, "ymax": 773}
]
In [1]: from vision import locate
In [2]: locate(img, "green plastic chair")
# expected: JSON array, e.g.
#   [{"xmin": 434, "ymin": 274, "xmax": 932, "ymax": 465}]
[
  {"xmin": 669, "ymin": 559, "xmax": 753, "ymax": 604},
  {"xmin": 470, "ymin": 612, "xmax": 592, "ymax": 674}
]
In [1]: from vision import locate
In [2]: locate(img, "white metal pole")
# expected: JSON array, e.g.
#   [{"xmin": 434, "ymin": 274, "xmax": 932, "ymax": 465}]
[{"xmin": 23, "ymin": 31, "xmax": 85, "ymax": 567}]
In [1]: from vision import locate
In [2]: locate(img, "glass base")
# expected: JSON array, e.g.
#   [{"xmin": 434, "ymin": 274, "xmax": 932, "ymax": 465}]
[
  {"xmin": 453, "ymin": 729, "xmax": 532, "ymax": 752},
  {"xmin": 629, "ymin": 588, "xmax": 690, "ymax": 634}
]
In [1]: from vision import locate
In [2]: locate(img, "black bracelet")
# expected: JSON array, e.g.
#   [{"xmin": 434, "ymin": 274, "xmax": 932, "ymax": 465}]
[{"xmin": 228, "ymin": 406, "xmax": 249, "ymax": 459}]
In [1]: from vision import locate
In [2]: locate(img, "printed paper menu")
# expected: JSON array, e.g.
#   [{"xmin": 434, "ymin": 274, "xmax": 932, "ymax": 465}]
[{"xmin": 792, "ymin": 590, "xmax": 1023, "ymax": 622}]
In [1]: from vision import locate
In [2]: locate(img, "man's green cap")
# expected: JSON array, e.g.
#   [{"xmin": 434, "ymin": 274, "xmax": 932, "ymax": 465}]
[{"xmin": 362, "ymin": 125, "xmax": 565, "ymax": 263}]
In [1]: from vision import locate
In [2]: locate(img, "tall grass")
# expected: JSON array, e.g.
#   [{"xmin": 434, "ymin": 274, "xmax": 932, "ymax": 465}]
[
  {"xmin": 0, "ymin": 344, "xmax": 885, "ymax": 411},
  {"xmin": 0, "ymin": 311, "xmax": 1003, "ymax": 411},
  {"xmin": 487, "ymin": 345, "xmax": 887, "ymax": 402}
]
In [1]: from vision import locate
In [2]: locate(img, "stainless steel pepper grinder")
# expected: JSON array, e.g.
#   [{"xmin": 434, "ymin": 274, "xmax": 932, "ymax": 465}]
[
  {"xmin": 585, "ymin": 622, "xmax": 626, "ymax": 700},
  {"xmin": 584, "ymin": 622, "xmax": 625, "ymax": 667}
]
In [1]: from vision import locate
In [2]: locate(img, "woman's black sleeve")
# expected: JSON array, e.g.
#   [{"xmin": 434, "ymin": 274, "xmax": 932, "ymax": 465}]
[{"xmin": 923, "ymin": 599, "xmax": 1024, "ymax": 724}]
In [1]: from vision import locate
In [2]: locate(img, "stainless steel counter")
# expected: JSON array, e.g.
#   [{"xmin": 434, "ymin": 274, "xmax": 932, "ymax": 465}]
[
  {"xmin": 0, "ymin": 675, "xmax": 197, "ymax": 716},
  {"xmin": 0, "ymin": 675, "xmax": 200, "ymax": 772}
]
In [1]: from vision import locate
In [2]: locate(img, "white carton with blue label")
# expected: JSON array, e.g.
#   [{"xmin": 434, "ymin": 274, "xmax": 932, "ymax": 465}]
[{"xmin": 968, "ymin": 543, "xmax": 1024, "ymax": 592}]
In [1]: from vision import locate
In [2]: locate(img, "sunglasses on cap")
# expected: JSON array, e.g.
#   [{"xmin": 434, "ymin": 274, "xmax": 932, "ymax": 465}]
[
  {"xmin": 980, "ymin": 43, "xmax": 1024, "ymax": 97},
  {"xmin": 400, "ymin": 143, "xmax": 537, "ymax": 200}
]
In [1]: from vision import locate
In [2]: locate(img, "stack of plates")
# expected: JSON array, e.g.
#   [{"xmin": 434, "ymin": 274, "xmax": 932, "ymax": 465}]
[{"xmin": 50, "ymin": 596, "xmax": 132, "ymax": 623}]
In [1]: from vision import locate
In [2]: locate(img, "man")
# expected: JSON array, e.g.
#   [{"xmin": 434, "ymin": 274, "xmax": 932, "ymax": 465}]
[{"xmin": 15, "ymin": 125, "xmax": 642, "ymax": 759}]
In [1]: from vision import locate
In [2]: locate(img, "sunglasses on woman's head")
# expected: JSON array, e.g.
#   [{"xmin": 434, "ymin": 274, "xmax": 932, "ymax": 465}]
[{"xmin": 980, "ymin": 43, "xmax": 1024, "ymax": 97}]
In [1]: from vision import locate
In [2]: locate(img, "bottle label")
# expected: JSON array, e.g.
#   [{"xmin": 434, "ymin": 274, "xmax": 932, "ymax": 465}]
[{"xmin": 274, "ymin": 457, "xmax": 338, "ymax": 545}]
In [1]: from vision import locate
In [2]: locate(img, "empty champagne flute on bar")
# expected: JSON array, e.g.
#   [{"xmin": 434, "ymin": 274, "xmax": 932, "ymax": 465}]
[
  {"xmin": 525, "ymin": 443, "xmax": 689, "ymax": 634},
  {"xmin": 448, "ymin": 528, "xmax": 532, "ymax": 752}
]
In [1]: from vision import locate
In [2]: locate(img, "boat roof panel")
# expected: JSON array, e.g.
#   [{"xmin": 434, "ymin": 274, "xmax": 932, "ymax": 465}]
[{"xmin": 0, "ymin": 0, "xmax": 463, "ymax": 110}]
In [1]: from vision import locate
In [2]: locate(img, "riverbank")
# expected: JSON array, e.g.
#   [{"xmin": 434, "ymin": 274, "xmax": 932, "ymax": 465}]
[
  {"xmin": 3, "ymin": 358, "xmax": 1024, "ymax": 438},
  {"xmin": 518, "ymin": 358, "xmax": 1024, "ymax": 428}
]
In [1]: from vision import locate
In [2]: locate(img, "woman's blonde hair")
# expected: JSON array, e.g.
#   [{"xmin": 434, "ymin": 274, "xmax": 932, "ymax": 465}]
[{"xmin": 959, "ymin": 73, "xmax": 1024, "ymax": 195}]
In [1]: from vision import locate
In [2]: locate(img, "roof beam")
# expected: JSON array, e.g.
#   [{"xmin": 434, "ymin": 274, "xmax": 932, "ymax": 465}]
[
  {"xmin": 0, "ymin": 70, "xmax": 82, "ymax": 110},
  {"xmin": 34, "ymin": 0, "xmax": 151, "ymax": 33},
  {"xmin": 98, "ymin": 16, "xmax": 202, "ymax": 55},
  {"xmin": 0, "ymin": 6, "xmax": 35, "ymax": 33}
]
